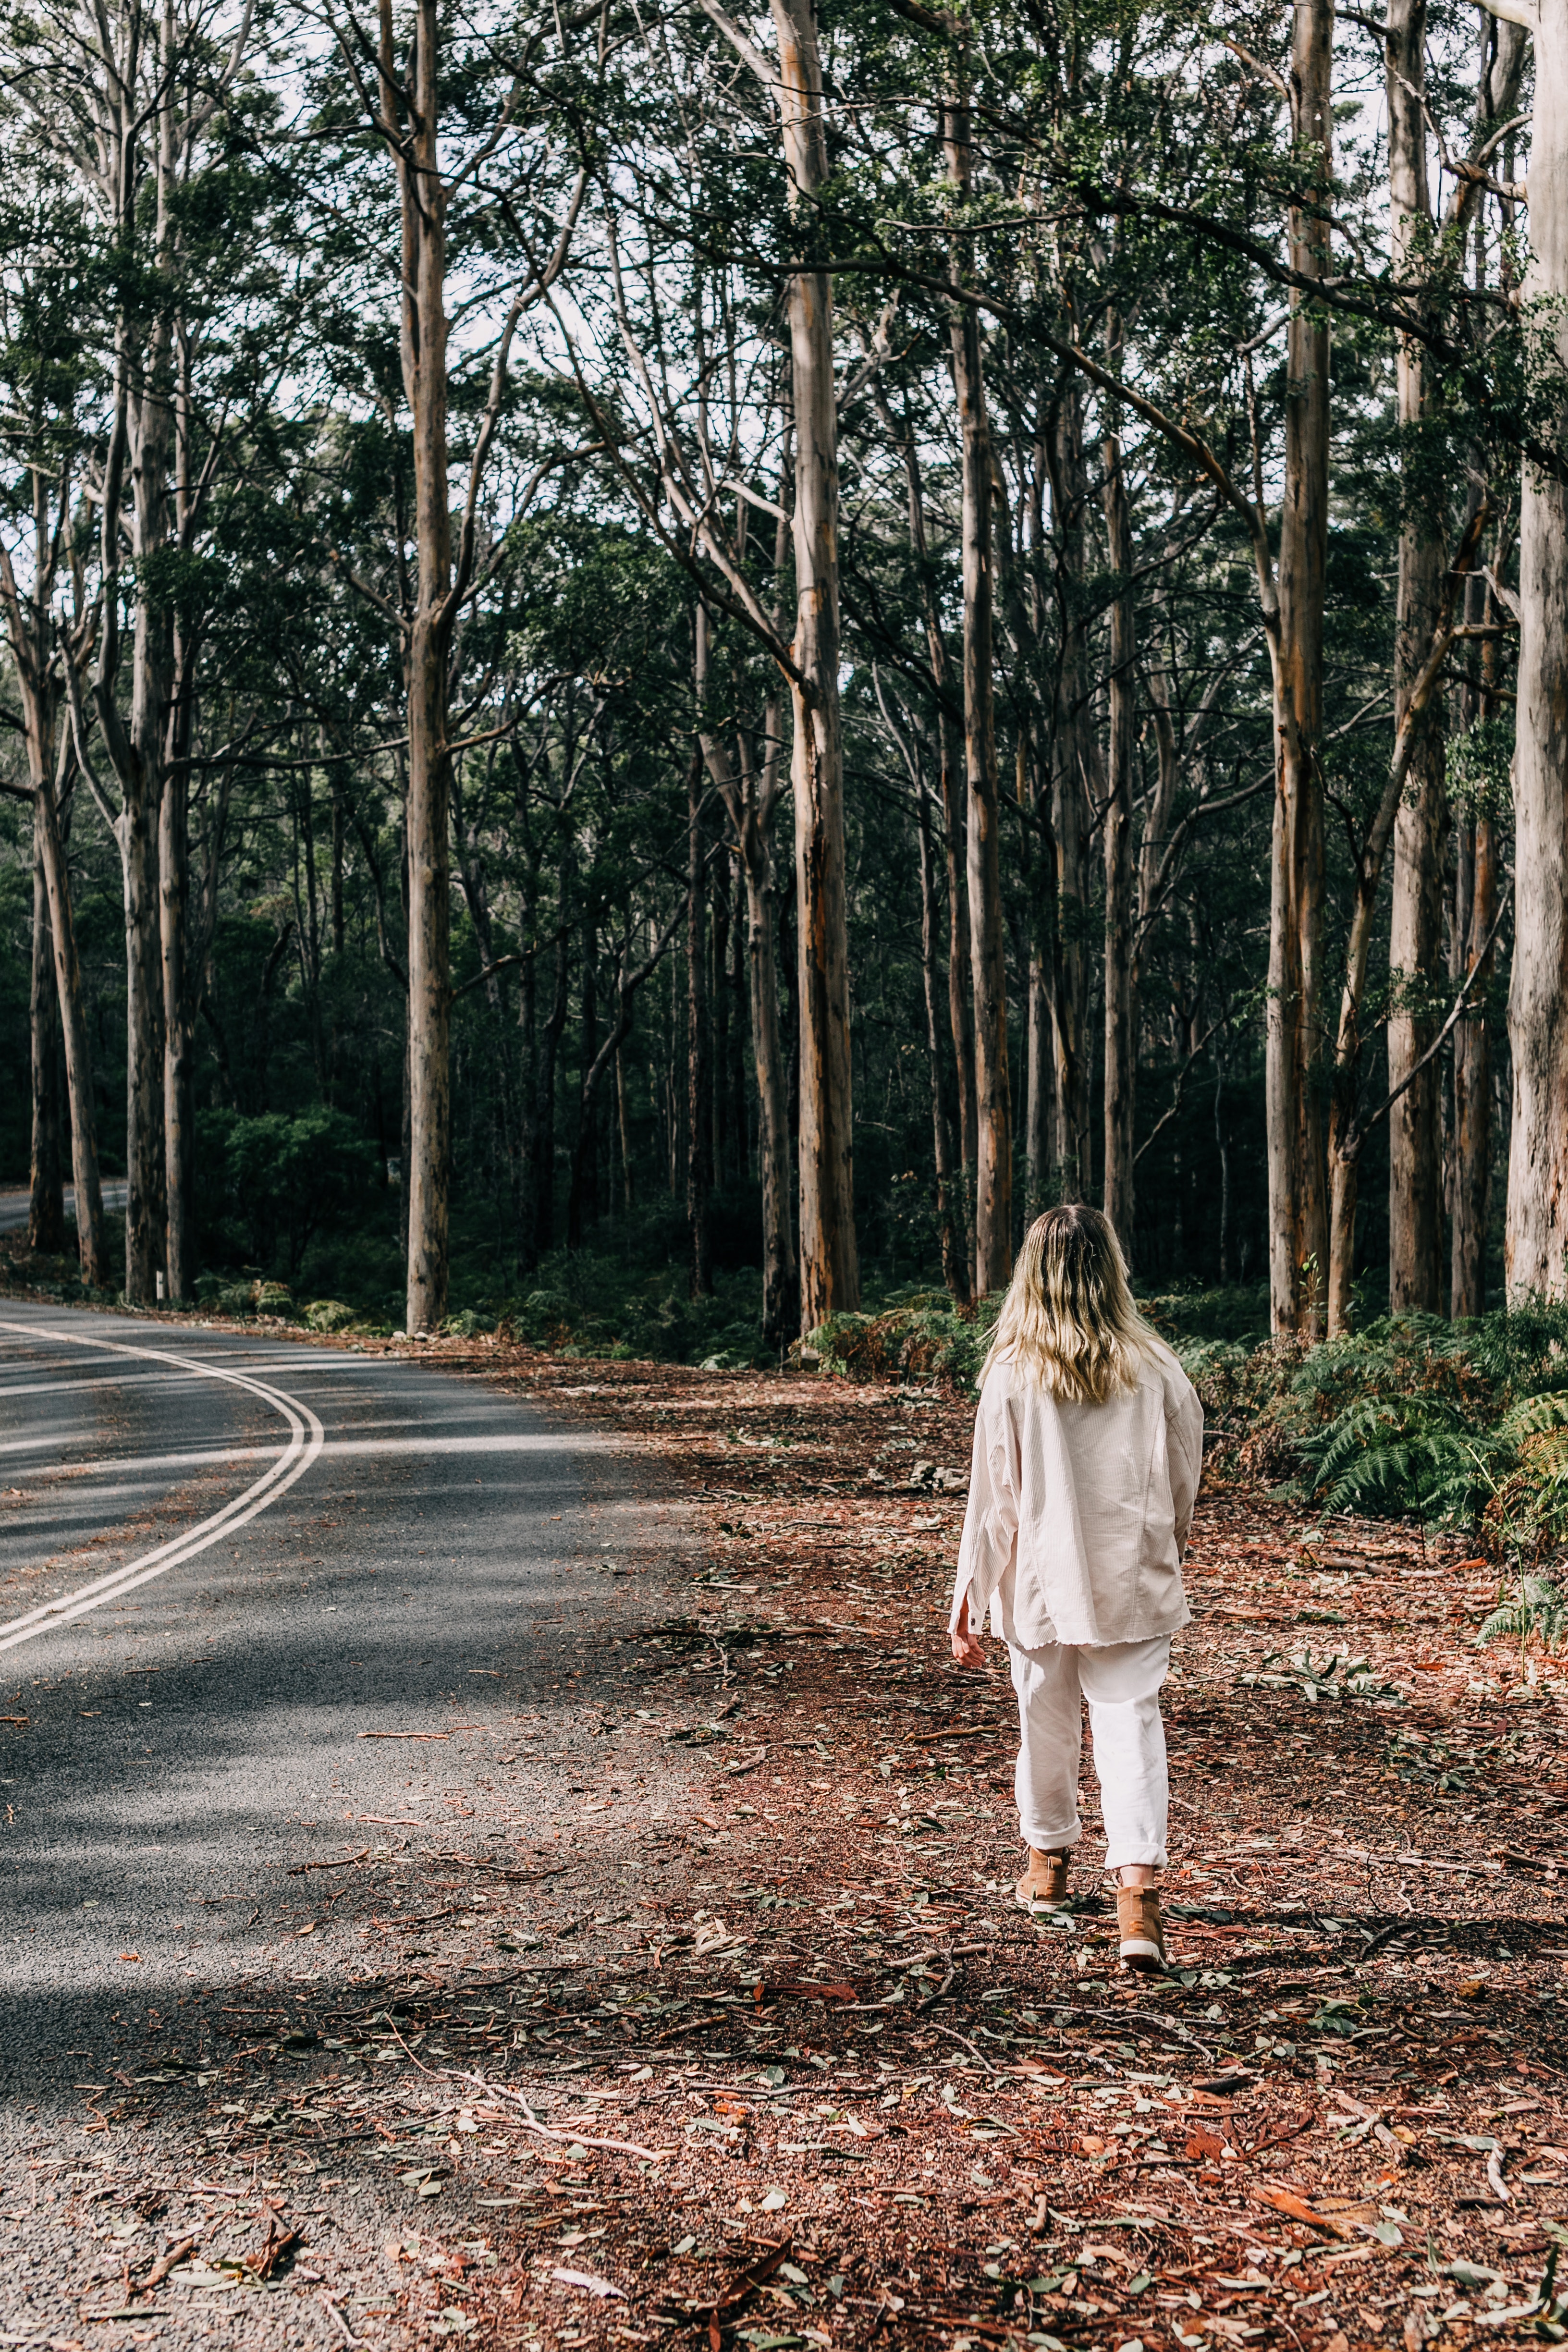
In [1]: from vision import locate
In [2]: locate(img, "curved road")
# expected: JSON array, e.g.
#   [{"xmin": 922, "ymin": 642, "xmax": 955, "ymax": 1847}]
[{"xmin": 0, "ymin": 1301, "xmax": 626, "ymax": 2095}]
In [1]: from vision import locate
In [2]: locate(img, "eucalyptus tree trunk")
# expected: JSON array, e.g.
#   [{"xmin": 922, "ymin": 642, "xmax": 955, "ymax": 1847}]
[
  {"xmin": 770, "ymin": 0, "xmax": 858, "ymax": 1332},
  {"xmin": 1049, "ymin": 380, "xmax": 1095, "ymax": 1199},
  {"xmin": 1265, "ymin": 0, "xmax": 1332, "ymax": 1335},
  {"xmin": 1384, "ymin": 0, "xmax": 1446, "ymax": 1314},
  {"xmin": 1452, "ymin": 15, "xmax": 1525, "ymax": 1312},
  {"xmin": 1494, "ymin": 0, "xmax": 1568, "ymax": 1298},
  {"xmin": 1100, "ymin": 389, "xmax": 1137, "ymax": 1248},
  {"xmin": 391, "ymin": 0, "xmax": 454, "ymax": 1334},
  {"xmin": 29, "ymin": 808, "xmax": 65, "ymax": 1254},
  {"xmin": 945, "ymin": 76, "xmax": 1012, "ymax": 1294}
]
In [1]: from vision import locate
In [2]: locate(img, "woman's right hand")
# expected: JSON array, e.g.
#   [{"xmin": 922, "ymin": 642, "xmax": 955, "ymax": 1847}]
[{"xmin": 950, "ymin": 1592, "xmax": 987, "ymax": 1668}]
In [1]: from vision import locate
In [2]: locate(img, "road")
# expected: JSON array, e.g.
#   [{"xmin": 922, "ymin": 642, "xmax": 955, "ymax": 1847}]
[
  {"xmin": 0, "ymin": 1300, "xmax": 637, "ymax": 2101},
  {"xmin": 0, "ymin": 1179, "xmax": 129, "ymax": 1236}
]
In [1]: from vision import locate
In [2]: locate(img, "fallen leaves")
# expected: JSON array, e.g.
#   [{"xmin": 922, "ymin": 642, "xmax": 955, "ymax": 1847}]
[
  {"xmin": 138, "ymin": 2231, "xmax": 197, "ymax": 2288},
  {"xmin": 1252, "ymin": 2186, "xmax": 1355, "ymax": 2239},
  {"xmin": 550, "ymin": 2264, "xmax": 626, "ymax": 2298}
]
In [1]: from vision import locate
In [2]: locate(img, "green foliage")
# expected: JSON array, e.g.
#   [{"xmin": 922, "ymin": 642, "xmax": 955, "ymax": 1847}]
[
  {"xmin": 807, "ymin": 1293, "xmax": 999, "ymax": 1386},
  {"xmin": 1478, "ymin": 1575, "xmax": 1568, "ymax": 1651},
  {"xmin": 197, "ymin": 1108, "xmax": 380, "ymax": 1281},
  {"xmin": 1446, "ymin": 715, "xmax": 1513, "ymax": 821},
  {"xmin": 305, "ymin": 1298, "xmax": 358, "ymax": 1332},
  {"xmin": 1167, "ymin": 1305, "xmax": 1568, "ymax": 1556},
  {"xmin": 1299, "ymin": 1390, "xmax": 1479, "ymax": 1521},
  {"xmin": 489, "ymin": 1256, "xmax": 774, "ymax": 1369}
]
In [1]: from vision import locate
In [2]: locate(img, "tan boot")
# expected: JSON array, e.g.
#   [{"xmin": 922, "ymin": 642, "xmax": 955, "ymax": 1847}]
[
  {"xmin": 1015, "ymin": 1848, "xmax": 1070, "ymax": 1911},
  {"xmin": 1116, "ymin": 1884, "xmax": 1166, "ymax": 1972}
]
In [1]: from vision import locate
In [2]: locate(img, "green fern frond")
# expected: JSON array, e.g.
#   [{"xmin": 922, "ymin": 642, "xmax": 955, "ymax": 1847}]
[{"xmin": 1497, "ymin": 1392, "xmax": 1568, "ymax": 1444}]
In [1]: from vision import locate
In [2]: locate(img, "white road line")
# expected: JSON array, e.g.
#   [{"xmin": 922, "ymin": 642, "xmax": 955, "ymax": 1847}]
[
  {"xmin": 0, "ymin": 1374, "xmax": 219, "ymax": 1398},
  {"xmin": 16, "ymin": 1446, "xmax": 286, "ymax": 1481},
  {"xmin": 14, "ymin": 1431, "xmax": 609, "ymax": 1483},
  {"xmin": 0, "ymin": 1323, "xmax": 325, "ymax": 1654}
]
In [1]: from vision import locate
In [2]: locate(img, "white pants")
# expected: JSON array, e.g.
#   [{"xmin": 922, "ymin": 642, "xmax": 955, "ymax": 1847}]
[{"xmin": 1007, "ymin": 1634, "xmax": 1172, "ymax": 1871}]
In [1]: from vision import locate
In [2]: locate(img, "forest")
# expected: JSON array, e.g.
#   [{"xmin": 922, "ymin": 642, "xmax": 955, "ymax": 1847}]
[{"xmin": 1, "ymin": 0, "xmax": 1563, "ymax": 1357}]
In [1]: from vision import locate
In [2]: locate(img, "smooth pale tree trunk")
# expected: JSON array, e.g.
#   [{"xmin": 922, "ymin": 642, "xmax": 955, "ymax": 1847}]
[
  {"xmin": 1101, "ymin": 395, "xmax": 1137, "ymax": 1248},
  {"xmin": 29, "ymin": 807, "xmax": 65, "ymax": 1254},
  {"xmin": 1500, "ymin": 0, "xmax": 1568, "ymax": 1296},
  {"xmin": 393, "ymin": 0, "xmax": 454, "ymax": 1334},
  {"xmin": 1451, "ymin": 18, "xmax": 1525, "ymax": 1309},
  {"xmin": 946, "ymin": 73, "xmax": 1011, "ymax": 1294},
  {"xmin": 1385, "ymin": 0, "xmax": 1446, "ymax": 1313},
  {"xmin": 1265, "ymin": 0, "xmax": 1332, "ymax": 1335},
  {"xmin": 1049, "ymin": 382, "xmax": 1095, "ymax": 1198},
  {"xmin": 1458, "ymin": 13, "xmax": 1523, "ymax": 1308},
  {"xmin": 770, "ymin": 0, "xmax": 858, "ymax": 1333}
]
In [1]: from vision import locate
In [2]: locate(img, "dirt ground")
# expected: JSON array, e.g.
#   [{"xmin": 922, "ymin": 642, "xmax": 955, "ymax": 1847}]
[{"xmin": 4, "ymin": 1311, "xmax": 1567, "ymax": 2352}]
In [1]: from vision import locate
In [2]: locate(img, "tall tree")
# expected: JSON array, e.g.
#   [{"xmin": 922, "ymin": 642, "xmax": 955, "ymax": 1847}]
[
  {"xmin": 1100, "ymin": 355, "xmax": 1137, "ymax": 1246},
  {"xmin": 1265, "ymin": 0, "xmax": 1333, "ymax": 1335},
  {"xmin": 0, "ymin": 179, "xmax": 109, "ymax": 1289},
  {"xmin": 944, "ymin": 42, "xmax": 1012, "ymax": 1292},
  {"xmin": 331, "ymin": 0, "xmax": 585, "ymax": 1328},
  {"xmin": 1384, "ymin": 0, "xmax": 1448, "ymax": 1313}
]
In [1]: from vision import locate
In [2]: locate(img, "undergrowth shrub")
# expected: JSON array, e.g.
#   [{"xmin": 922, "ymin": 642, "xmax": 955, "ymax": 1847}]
[
  {"xmin": 492, "ymin": 1256, "xmax": 772, "ymax": 1367},
  {"xmin": 1175, "ymin": 1300, "xmax": 1568, "ymax": 1553},
  {"xmin": 808, "ymin": 1290, "xmax": 1000, "ymax": 1385}
]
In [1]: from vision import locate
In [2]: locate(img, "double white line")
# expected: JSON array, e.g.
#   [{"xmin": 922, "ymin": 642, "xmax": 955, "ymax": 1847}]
[{"xmin": 0, "ymin": 1322, "xmax": 324, "ymax": 1655}]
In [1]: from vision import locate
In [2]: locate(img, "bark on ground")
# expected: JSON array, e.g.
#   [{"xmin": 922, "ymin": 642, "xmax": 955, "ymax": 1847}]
[{"xmin": 1, "ymin": 1303, "xmax": 1565, "ymax": 2352}]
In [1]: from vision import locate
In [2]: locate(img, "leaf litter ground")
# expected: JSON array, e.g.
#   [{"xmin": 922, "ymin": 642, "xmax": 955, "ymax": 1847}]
[{"xmin": 4, "ymin": 1331, "xmax": 1567, "ymax": 2352}]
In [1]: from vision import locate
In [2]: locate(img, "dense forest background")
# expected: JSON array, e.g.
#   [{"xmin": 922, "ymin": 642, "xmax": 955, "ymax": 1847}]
[{"xmin": 2, "ymin": 0, "xmax": 1560, "ymax": 1359}]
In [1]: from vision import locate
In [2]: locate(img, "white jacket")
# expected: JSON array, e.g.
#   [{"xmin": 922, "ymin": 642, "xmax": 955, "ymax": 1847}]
[{"xmin": 949, "ymin": 1341, "xmax": 1203, "ymax": 1650}]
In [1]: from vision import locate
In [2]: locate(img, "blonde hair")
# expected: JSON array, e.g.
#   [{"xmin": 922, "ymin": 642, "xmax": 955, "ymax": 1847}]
[{"xmin": 981, "ymin": 1205, "xmax": 1154, "ymax": 1403}]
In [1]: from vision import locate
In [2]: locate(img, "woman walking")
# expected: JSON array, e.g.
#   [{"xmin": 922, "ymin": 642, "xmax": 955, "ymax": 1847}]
[{"xmin": 949, "ymin": 1206, "xmax": 1203, "ymax": 1972}]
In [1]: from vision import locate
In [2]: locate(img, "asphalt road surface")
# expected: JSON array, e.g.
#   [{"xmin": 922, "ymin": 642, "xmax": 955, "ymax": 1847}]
[
  {"xmin": 0, "ymin": 1179, "xmax": 129, "ymax": 1235},
  {"xmin": 0, "ymin": 1301, "xmax": 635, "ymax": 2095}
]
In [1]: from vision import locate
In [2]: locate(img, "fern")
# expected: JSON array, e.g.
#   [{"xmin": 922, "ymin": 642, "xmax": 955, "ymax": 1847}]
[
  {"xmin": 1299, "ymin": 1389, "xmax": 1482, "ymax": 1522},
  {"xmin": 1479, "ymin": 1574, "xmax": 1568, "ymax": 1682}
]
